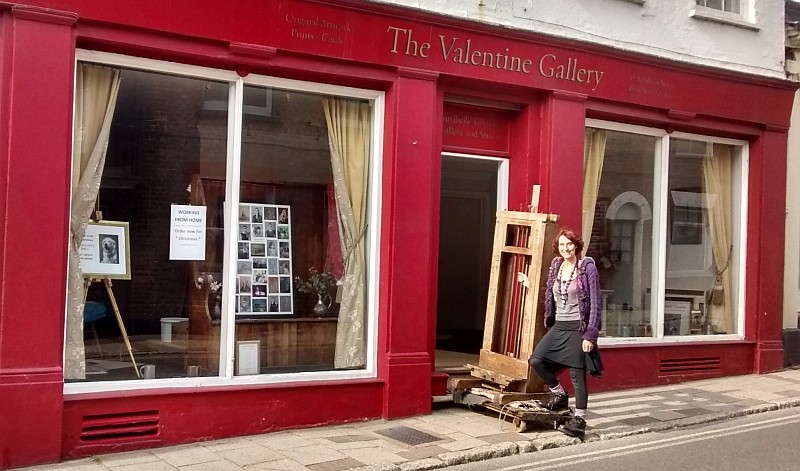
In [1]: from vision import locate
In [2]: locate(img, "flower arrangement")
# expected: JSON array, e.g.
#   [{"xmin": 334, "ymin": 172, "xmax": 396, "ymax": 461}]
[
  {"xmin": 294, "ymin": 268, "xmax": 337, "ymax": 299},
  {"xmin": 209, "ymin": 279, "xmax": 223, "ymax": 305}
]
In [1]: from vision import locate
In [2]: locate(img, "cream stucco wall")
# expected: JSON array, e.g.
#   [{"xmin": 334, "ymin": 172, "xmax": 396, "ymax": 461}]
[
  {"xmin": 372, "ymin": 0, "xmax": 785, "ymax": 79},
  {"xmin": 786, "ymin": 92, "xmax": 800, "ymax": 329}
]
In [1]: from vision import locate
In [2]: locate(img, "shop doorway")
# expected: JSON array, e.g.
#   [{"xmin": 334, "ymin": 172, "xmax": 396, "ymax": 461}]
[{"xmin": 436, "ymin": 153, "xmax": 507, "ymax": 370}]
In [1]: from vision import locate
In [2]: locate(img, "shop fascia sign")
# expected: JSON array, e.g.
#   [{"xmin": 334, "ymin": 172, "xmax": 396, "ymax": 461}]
[{"xmin": 387, "ymin": 27, "xmax": 604, "ymax": 91}]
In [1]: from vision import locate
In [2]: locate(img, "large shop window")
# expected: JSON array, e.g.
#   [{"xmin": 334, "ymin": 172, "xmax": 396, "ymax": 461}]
[
  {"xmin": 65, "ymin": 56, "xmax": 381, "ymax": 388},
  {"xmin": 584, "ymin": 121, "xmax": 745, "ymax": 341}
]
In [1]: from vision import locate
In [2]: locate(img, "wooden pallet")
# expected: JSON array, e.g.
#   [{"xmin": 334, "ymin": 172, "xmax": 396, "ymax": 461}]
[{"xmin": 452, "ymin": 388, "xmax": 572, "ymax": 432}]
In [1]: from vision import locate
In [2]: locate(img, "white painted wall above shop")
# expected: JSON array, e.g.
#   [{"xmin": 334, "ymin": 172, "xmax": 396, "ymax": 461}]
[{"xmin": 371, "ymin": 0, "xmax": 785, "ymax": 79}]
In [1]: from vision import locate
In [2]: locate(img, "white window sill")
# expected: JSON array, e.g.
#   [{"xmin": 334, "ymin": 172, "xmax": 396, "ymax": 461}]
[
  {"xmin": 690, "ymin": 7, "xmax": 759, "ymax": 32},
  {"xmin": 599, "ymin": 333, "xmax": 744, "ymax": 347}
]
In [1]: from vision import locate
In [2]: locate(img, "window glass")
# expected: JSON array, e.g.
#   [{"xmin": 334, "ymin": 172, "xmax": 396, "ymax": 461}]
[
  {"xmin": 67, "ymin": 63, "xmax": 373, "ymax": 384},
  {"xmin": 586, "ymin": 125, "xmax": 743, "ymax": 340},
  {"xmin": 667, "ymin": 139, "xmax": 739, "ymax": 336},
  {"xmin": 230, "ymin": 86, "xmax": 371, "ymax": 374},
  {"xmin": 696, "ymin": 0, "xmax": 740, "ymax": 14},
  {"xmin": 67, "ymin": 66, "xmax": 227, "ymax": 382},
  {"xmin": 586, "ymin": 130, "xmax": 656, "ymax": 338}
]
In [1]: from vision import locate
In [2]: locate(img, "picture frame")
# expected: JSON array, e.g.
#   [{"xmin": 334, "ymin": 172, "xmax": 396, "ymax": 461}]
[
  {"xmin": 236, "ymin": 340, "xmax": 260, "ymax": 375},
  {"xmin": 79, "ymin": 221, "xmax": 131, "ymax": 279},
  {"xmin": 663, "ymin": 297, "xmax": 691, "ymax": 336}
]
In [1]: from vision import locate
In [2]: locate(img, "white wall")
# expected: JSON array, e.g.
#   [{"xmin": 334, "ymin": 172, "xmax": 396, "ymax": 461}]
[
  {"xmin": 372, "ymin": 0, "xmax": 785, "ymax": 79},
  {"xmin": 786, "ymin": 92, "xmax": 800, "ymax": 329}
]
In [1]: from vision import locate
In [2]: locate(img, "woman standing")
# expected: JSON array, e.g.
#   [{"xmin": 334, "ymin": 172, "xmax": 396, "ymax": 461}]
[{"xmin": 530, "ymin": 228, "xmax": 602, "ymax": 438}]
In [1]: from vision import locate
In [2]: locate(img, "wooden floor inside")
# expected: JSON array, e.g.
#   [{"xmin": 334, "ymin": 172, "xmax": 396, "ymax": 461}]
[{"xmin": 435, "ymin": 349, "xmax": 477, "ymax": 374}]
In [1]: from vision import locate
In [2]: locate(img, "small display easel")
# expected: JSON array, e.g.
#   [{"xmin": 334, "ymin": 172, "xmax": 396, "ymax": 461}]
[
  {"xmin": 83, "ymin": 277, "xmax": 140, "ymax": 378},
  {"xmin": 79, "ymin": 213, "xmax": 138, "ymax": 377},
  {"xmin": 465, "ymin": 186, "xmax": 559, "ymax": 396}
]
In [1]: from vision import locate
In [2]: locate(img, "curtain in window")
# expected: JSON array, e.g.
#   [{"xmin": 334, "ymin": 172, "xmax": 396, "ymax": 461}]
[
  {"xmin": 582, "ymin": 129, "xmax": 607, "ymax": 253},
  {"xmin": 702, "ymin": 143, "xmax": 733, "ymax": 334},
  {"xmin": 64, "ymin": 64, "xmax": 121, "ymax": 379},
  {"xmin": 323, "ymin": 97, "xmax": 371, "ymax": 369}
]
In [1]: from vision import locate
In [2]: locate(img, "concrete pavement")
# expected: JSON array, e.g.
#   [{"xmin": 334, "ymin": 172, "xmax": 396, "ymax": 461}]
[{"xmin": 18, "ymin": 369, "xmax": 800, "ymax": 471}]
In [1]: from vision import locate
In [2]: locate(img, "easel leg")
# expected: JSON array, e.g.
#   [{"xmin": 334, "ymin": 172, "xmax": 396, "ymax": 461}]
[{"xmin": 103, "ymin": 278, "xmax": 141, "ymax": 378}]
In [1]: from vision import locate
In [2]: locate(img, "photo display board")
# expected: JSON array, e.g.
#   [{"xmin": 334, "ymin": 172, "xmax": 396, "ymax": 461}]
[{"xmin": 236, "ymin": 203, "xmax": 293, "ymax": 315}]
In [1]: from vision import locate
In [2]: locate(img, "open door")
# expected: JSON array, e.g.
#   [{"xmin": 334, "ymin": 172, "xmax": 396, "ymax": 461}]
[{"xmin": 436, "ymin": 153, "xmax": 506, "ymax": 370}]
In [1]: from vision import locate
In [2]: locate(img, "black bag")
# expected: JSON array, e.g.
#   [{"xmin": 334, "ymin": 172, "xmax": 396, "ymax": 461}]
[{"xmin": 585, "ymin": 347, "xmax": 603, "ymax": 378}]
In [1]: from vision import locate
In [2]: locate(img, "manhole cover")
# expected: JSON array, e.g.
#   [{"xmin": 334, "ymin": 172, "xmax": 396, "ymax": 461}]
[{"xmin": 374, "ymin": 425, "xmax": 442, "ymax": 446}]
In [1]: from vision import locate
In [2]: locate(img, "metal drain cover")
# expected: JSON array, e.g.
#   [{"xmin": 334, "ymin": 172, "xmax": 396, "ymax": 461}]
[{"xmin": 374, "ymin": 425, "xmax": 442, "ymax": 446}]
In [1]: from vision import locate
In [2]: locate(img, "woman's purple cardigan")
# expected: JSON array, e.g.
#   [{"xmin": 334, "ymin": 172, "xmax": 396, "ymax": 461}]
[{"xmin": 543, "ymin": 256, "xmax": 603, "ymax": 343}]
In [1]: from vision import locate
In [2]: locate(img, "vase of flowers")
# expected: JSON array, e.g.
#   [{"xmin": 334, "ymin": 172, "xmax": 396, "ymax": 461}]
[
  {"xmin": 295, "ymin": 268, "xmax": 336, "ymax": 315},
  {"xmin": 209, "ymin": 279, "xmax": 223, "ymax": 319}
]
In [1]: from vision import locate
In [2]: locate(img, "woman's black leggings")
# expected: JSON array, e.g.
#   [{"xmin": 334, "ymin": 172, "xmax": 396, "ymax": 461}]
[{"xmin": 530, "ymin": 356, "xmax": 588, "ymax": 410}]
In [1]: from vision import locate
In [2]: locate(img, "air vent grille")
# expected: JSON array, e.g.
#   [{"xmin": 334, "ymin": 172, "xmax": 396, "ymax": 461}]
[
  {"xmin": 659, "ymin": 357, "xmax": 721, "ymax": 375},
  {"xmin": 80, "ymin": 410, "xmax": 160, "ymax": 442}
]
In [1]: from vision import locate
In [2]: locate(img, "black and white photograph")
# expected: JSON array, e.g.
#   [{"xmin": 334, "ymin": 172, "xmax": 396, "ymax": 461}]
[
  {"xmin": 251, "ymin": 206, "xmax": 263, "ymax": 223},
  {"xmin": 252, "ymin": 284, "xmax": 267, "ymax": 297},
  {"xmin": 253, "ymin": 269, "xmax": 268, "ymax": 284},
  {"xmin": 277, "ymin": 225, "xmax": 289, "ymax": 240},
  {"xmin": 279, "ymin": 241, "xmax": 290, "ymax": 259},
  {"xmin": 238, "ymin": 295, "xmax": 251, "ymax": 312},
  {"xmin": 238, "ymin": 242, "xmax": 250, "ymax": 260},
  {"xmin": 278, "ymin": 260, "xmax": 290, "ymax": 275},
  {"xmin": 268, "ymin": 277, "xmax": 279, "ymax": 294},
  {"xmin": 238, "ymin": 206, "xmax": 250, "ymax": 222},
  {"xmin": 252, "ymin": 298, "xmax": 267, "ymax": 312},
  {"xmin": 238, "ymin": 276, "xmax": 251, "ymax": 293},
  {"xmin": 98, "ymin": 234, "xmax": 120, "ymax": 264},
  {"xmin": 252, "ymin": 257, "xmax": 268, "ymax": 269},
  {"xmin": 265, "ymin": 222, "xmax": 276, "ymax": 238},
  {"xmin": 264, "ymin": 206, "xmax": 277, "ymax": 221},
  {"xmin": 278, "ymin": 208, "xmax": 289, "ymax": 224},
  {"xmin": 239, "ymin": 223, "xmax": 250, "ymax": 241},
  {"xmin": 252, "ymin": 224, "xmax": 264, "ymax": 239},
  {"xmin": 279, "ymin": 296, "xmax": 292, "ymax": 312},
  {"xmin": 251, "ymin": 243, "xmax": 265, "ymax": 257},
  {"xmin": 79, "ymin": 221, "xmax": 131, "ymax": 279},
  {"xmin": 237, "ymin": 260, "xmax": 252, "ymax": 275},
  {"xmin": 267, "ymin": 240, "xmax": 278, "ymax": 257},
  {"xmin": 279, "ymin": 276, "xmax": 291, "ymax": 294},
  {"xmin": 268, "ymin": 296, "xmax": 279, "ymax": 312},
  {"xmin": 268, "ymin": 258, "xmax": 278, "ymax": 275},
  {"xmin": 664, "ymin": 298, "xmax": 691, "ymax": 336}
]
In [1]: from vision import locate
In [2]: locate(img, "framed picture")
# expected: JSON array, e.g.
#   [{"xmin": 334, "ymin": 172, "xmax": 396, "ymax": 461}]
[
  {"xmin": 79, "ymin": 221, "xmax": 131, "ymax": 279},
  {"xmin": 236, "ymin": 340, "xmax": 260, "ymax": 375},
  {"xmin": 664, "ymin": 297, "xmax": 691, "ymax": 336}
]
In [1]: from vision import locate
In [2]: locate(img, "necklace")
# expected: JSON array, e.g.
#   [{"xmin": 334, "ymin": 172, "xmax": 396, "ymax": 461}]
[{"xmin": 557, "ymin": 261, "xmax": 578, "ymax": 306}]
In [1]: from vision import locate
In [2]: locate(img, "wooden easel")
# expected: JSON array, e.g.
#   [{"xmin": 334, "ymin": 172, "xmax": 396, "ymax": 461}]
[
  {"xmin": 83, "ymin": 210, "xmax": 140, "ymax": 378},
  {"xmin": 458, "ymin": 186, "xmax": 559, "ymax": 399},
  {"xmin": 84, "ymin": 277, "xmax": 140, "ymax": 378}
]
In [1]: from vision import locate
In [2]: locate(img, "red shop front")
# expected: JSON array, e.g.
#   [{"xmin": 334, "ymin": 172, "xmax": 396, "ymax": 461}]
[{"xmin": 0, "ymin": 0, "xmax": 794, "ymax": 468}]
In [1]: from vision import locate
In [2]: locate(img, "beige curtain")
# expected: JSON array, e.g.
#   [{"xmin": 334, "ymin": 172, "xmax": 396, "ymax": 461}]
[
  {"xmin": 702, "ymin": 143, "xmax": 733, "ymax": 334},
  {"xmin": 323, "ymin": 97, "xmax": 371, "ymax": 369},
  {"xmin": 64, "ymin": 64, "xmax": 122, "ymax": 379},
  {"xmin": 582, "ymin": 129, "xmax": 607, "ymax": 253}
]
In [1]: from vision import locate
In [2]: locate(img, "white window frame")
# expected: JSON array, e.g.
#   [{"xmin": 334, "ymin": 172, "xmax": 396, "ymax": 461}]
[
  {"xmin": 690, "ymin": 0, "xmax": 758, "ymax": 31},
  {"xmin": 65, "ymin": 50, "xmax": 384, "ymax": 394},
  {"xmin": 586, "ymin": 119, "xmax": 747, "ymax": 346}
]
